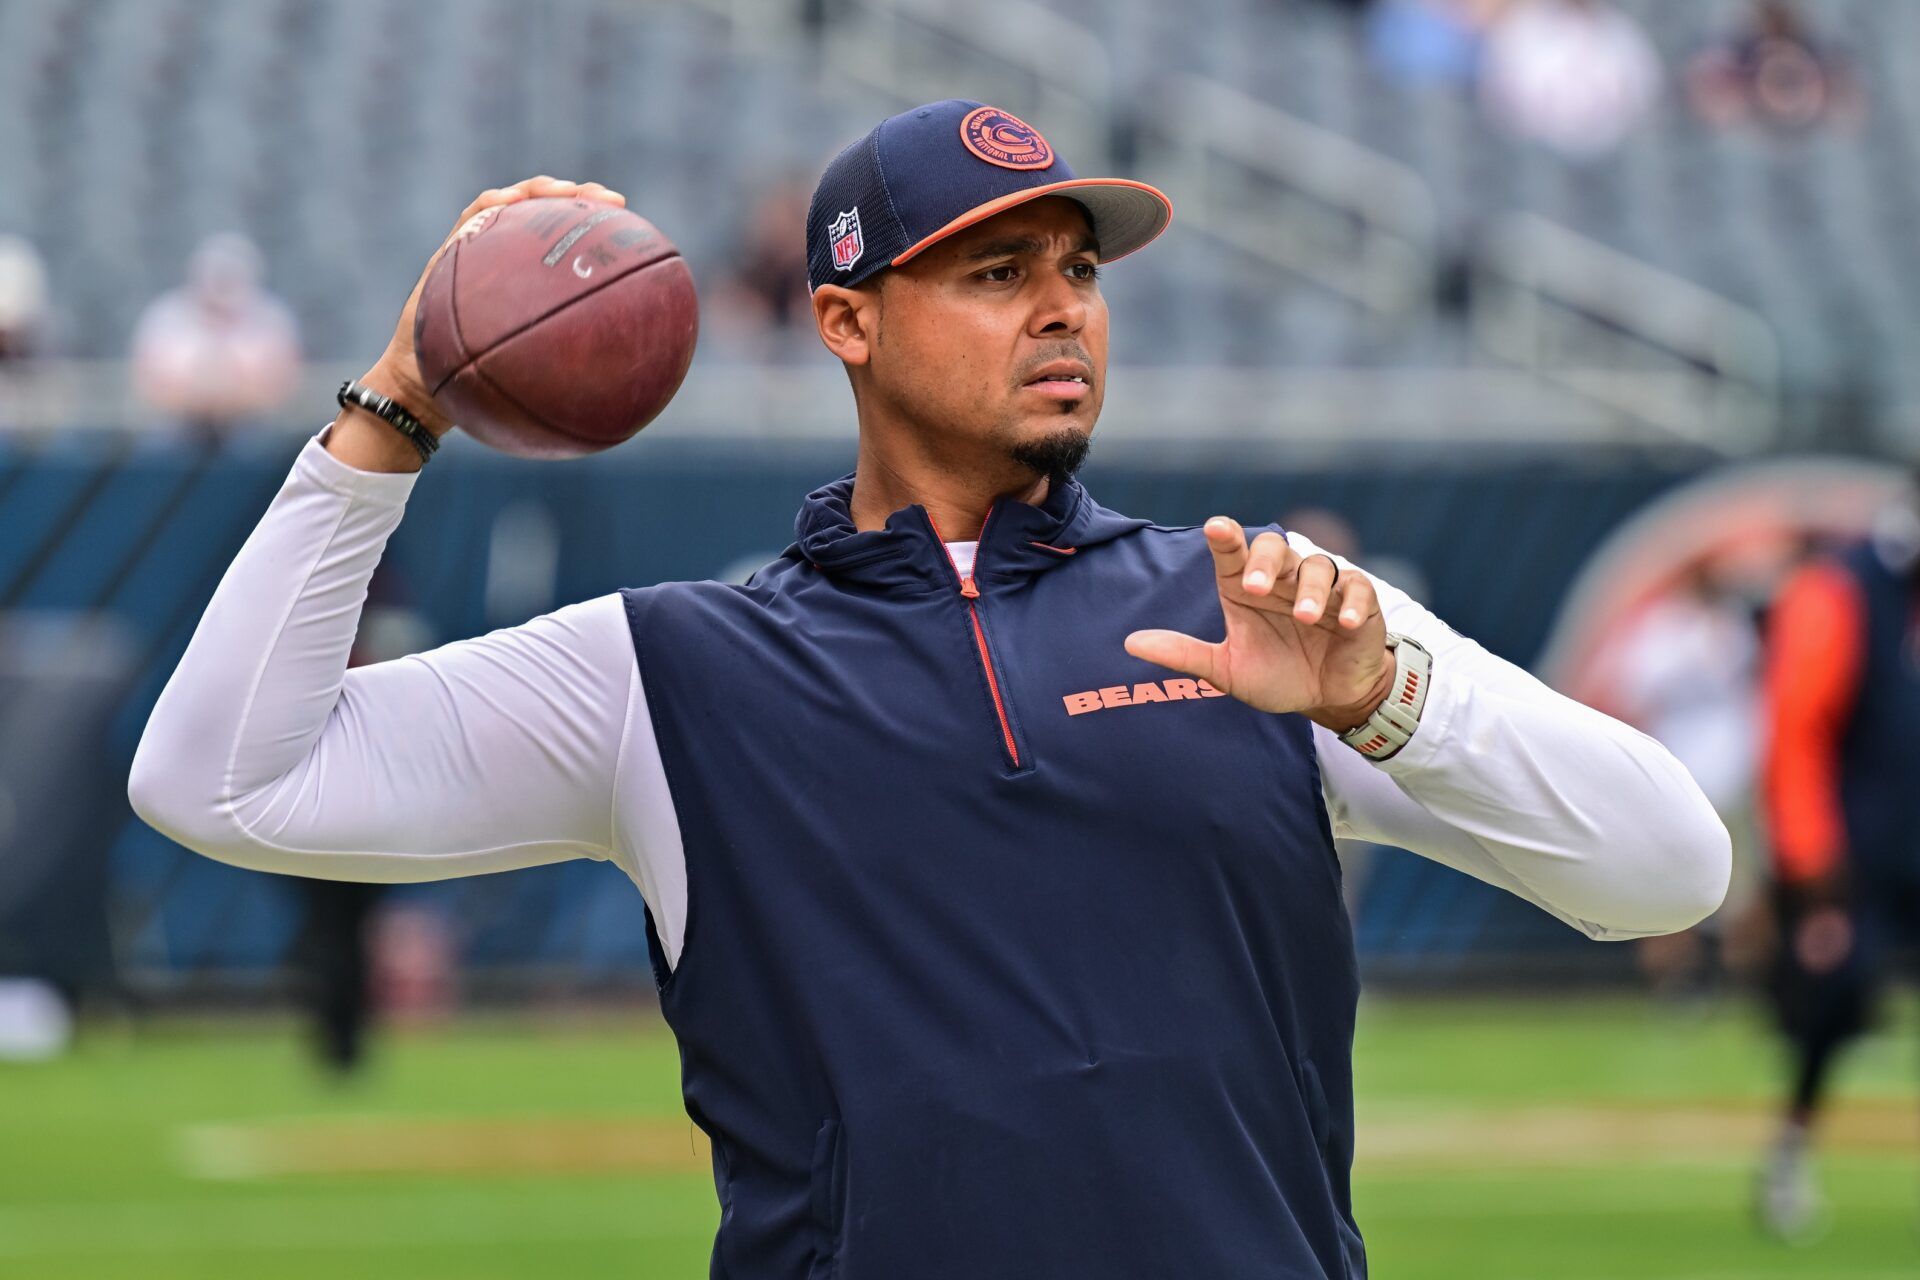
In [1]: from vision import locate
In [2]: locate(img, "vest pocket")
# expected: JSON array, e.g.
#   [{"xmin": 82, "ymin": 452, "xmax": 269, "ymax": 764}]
[{"xmin": 806, "ymin": 1116, "xmax": 848, "ymax": 1279}]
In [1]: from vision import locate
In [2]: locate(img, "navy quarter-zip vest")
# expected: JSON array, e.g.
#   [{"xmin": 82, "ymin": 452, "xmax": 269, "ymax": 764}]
[{"xmin": 621, "ymin": 473, "xmax": 1364, "ymax": 1279}]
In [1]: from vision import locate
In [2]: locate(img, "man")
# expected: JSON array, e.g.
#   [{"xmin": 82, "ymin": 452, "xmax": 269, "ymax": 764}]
[
  {"xmin": 130, "ymin": 231, "xmax": 302, "ymax": 443},
  {"xmin": 132, "ymin": 101, "xmax": 1729, "ymax": 1278},
  {"xmin": 1757, "ymin": 503, "xmax": 1920, "ymax": 1239}
]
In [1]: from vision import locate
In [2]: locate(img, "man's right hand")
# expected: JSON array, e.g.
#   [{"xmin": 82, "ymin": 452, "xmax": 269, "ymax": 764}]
[{"xmin": 329, "ymin": 176, "xmax": 627, "ymax": 473}]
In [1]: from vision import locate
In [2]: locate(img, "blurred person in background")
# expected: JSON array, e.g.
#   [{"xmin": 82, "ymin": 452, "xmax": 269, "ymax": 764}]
[
  {"xmin": 1756, "ymin": 493, "xmax": 1920, "ymax": 1240},
  {"xmin": 296, "ymin": 879, "xmax": 382, "ymax": 1076},
  {"xmin": 1366, "ymin": 0, "xmax": 1506, "ymax": 89},
  {"xmin": 1278, "ymin": 508, "xmax": 1431, "ymax": 921},
  {"xmin": 1278, "ymin": 508, "xmax": 1430, "ymax": 608},
  {"xmin": 131, "ymin": 231, "xmax": 302, "ymax": 443},
  {"xmin": 1604, "ymin": 561, "xmax": 1764, "ymax": 1001},
  {"xmin": 293, "ymin": 563, "xmax": 437, "ymax": 1078},
  {"xmin": 1479, "ymin": 0, "xmax": 1660, "ymax": 158},
  {"xmin": 708, "ymin": 175, "xmax": 814, "ymax": 361},
  {"xmin": 1685, "ymin": 0, "xmax": 1863, "ymax": 138},
  {"xmin": 0, "ymin": 234, "xmax": 52, "ymax": 363}
]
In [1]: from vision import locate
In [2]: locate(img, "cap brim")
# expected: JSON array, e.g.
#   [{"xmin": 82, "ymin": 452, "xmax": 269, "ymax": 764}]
[{"xmin": 889, "ymin": 178, "xmax": 1173, "ymax": 269}]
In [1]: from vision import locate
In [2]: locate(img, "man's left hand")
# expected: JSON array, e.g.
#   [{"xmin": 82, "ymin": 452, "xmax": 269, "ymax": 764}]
[{"xmin": 1124, "ymin": 518, "xmax": 1393, "ymax": 733}]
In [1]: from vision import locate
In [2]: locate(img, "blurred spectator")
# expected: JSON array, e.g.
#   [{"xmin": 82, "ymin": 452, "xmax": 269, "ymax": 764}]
[
  {"xmin": 1367, "ymin": 0, "xmax": 1506, "ymax": 89},
  {"xmin": 1609, "ymin": 565, "xmax": 1760, "ymax": 843},
  {"xmin": 1282, "ymin": 507, "xmax": 1430, "ymax": 603},
  {"xmin": 1282, "ymin": 508, "xmax": 1363, "ymax": 561},
  {"xmin": 130, "ymin": 232, "xmax": 301, "ymax": 441},
  {"xmin": 1604, "ymin": 563, "xmax": 1763, "ymax": 999},
  {"xmin": 708, "ymin": 176, "xmax": 813, "ymax": 361},
  {"xmin": 1480, "ymin": 0, "xmax": 1660, "ymax": 158},
  {"xmin": 1685, "ymin": 1, "xmax": 1863, "ymax": 138},
  {"xmin": 0, "ymin": 234, "xmax": 51, "ymax": 363}
]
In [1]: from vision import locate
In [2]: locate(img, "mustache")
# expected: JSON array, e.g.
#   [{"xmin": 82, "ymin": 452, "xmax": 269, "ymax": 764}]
[{"xmin": 1013, "ymin": 343, "xmax": 1096, "ymax": 385}]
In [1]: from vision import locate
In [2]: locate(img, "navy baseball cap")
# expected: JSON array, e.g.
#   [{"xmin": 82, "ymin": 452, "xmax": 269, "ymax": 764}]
[{"xmin": 805, "ymin": 100, "xmax": 1173, "ymax": 292}]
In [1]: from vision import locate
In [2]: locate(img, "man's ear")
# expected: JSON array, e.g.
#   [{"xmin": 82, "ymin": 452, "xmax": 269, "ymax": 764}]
[{"xmin": 812, "ymin": 281, "xmax": 878, "ymax": 367}]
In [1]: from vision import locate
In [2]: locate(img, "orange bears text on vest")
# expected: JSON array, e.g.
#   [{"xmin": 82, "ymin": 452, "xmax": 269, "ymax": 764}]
[{"xmin": 1062, "ymin": 678, "xmax": 1227, "ymax": 716}]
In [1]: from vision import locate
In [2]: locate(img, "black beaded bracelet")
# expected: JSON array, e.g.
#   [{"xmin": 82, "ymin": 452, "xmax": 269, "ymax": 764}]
[{"xmin": 336, "ymin": 380, "xmax": 439, "ymax": 464}]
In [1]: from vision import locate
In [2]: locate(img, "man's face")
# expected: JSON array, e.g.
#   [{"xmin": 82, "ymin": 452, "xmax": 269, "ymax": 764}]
[{"xmin": 855, "ymin": 197, "xmax": 1108, "ymax": 478}]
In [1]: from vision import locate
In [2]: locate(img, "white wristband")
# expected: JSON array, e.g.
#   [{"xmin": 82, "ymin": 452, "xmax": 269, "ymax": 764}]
[{"xmin": 1338, "ymin": 633, "xmax": 1432, "ymax": 761}]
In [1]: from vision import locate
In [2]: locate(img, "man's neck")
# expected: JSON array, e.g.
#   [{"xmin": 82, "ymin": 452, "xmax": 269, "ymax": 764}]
[{"xmin": 849, "ymin": 438, "xmax": 1050, "ymax": 541}]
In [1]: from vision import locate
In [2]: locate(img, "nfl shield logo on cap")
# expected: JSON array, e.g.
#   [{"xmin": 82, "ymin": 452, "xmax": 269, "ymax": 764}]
[{"xmin": 828, "ymin": 208, "xmax": 864, "ymax": 272}]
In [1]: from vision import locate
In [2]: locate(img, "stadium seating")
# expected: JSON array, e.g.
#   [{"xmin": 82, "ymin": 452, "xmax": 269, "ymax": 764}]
[
  {"xmin": 1069, "ymin": 0, "xmax": 1920, "ymax": 402},
  {"xmin": 7, "ymin": 0, "xmax": 1914, "ymax": 415}
]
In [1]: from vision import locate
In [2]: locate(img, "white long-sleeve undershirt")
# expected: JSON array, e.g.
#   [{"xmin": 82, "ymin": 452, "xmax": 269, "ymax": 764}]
[{"xmin": 129, "ymin": 430, "xmax": 1731, "ymax": 969}]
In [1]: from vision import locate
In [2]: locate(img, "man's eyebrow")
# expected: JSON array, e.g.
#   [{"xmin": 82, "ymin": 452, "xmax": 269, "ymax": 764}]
[{"xmin": 963, "ymin": 233, "xmax": 1102, "ymax": 262}]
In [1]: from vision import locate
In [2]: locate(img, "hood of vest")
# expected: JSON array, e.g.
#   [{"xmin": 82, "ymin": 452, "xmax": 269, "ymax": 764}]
[{"xmin": 788, "ymin": 472, "xmax": 1152, "ymax": 594}]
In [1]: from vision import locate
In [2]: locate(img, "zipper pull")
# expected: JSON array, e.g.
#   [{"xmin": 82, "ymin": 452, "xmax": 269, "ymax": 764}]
[{"xmin": 960, "ymin": 576, "xmax": 980, "ymax": 599}]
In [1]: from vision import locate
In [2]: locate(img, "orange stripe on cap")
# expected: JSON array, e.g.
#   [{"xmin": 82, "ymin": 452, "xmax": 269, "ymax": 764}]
[{"xmin": 890, "ymin": 178, "xmax": 1173, "ymax": 267}]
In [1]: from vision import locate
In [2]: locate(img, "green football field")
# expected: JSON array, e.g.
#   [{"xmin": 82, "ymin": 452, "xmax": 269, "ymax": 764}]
[{"xmin": 3, "ymin": 994, "xmax": 1915, "ymax": 1278}]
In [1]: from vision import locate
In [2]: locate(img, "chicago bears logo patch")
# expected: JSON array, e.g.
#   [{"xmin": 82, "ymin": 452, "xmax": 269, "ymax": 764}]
[
  {"xmin": 828, "ymin": 208, "xmax": 864, "ymax": 271},
  {"xmin": 959, "ymin": 106, "xmax": 1054, "ymax": 170}
]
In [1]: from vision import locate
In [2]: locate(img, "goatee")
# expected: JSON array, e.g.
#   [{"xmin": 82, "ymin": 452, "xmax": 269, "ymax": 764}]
[{"xmin": 1008, "ymin": 426, "xmax": 1092, "ymax": 482}]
